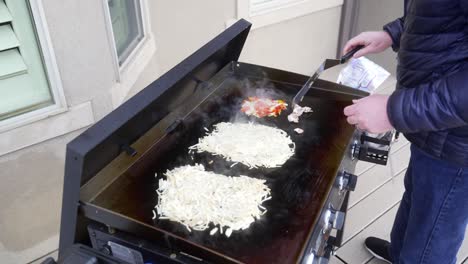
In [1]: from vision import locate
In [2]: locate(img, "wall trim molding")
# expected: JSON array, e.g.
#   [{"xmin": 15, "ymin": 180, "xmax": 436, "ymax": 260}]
[
  {"xmin": 235, "ymin": 0, "xmax": 344, "ymax": 30},
  {"xmin": 337, "ymin": 0, "xmax": 359, "ymax": 57},
  {"xmin": 0, "ymin": 101, "xmax": 94, "ymax": 156}
]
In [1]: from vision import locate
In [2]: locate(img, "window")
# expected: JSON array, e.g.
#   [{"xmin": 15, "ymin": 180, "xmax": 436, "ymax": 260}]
[
  {"xmin": 236, "ymin": 0, "xmax": 343, "ymax": 29},
  {"xmin": 0, "ymin": 0, "xmax": 64, "ymax": 123},
  {"xmin": 107, "ymin": 0, "xmax": 144, "ymax": 66},
  {"xmin": 103, "ymin": 0, "xmax": 156, "ymax": 107}
]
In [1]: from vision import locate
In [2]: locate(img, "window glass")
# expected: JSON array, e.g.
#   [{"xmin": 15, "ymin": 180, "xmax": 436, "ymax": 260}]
[{"xmin": 108, "ymin": 0, "xmax": 144, "ymax": 65}]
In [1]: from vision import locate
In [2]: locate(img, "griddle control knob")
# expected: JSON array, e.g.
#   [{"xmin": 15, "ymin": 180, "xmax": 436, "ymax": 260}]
[
  {"xmin": 304, "ymin": 251, "xmax": 316, "ymax": 264},
  {"xmin": 101, "ymin": 245, "xmax": 112, "ymax": 255},
  {"xmin": 322, "ymin": 209, "xmax": 346, "ymax": 233},
  {"xmin": 305, "ymin": 251, "xmax": 330, "ymax": 264},
  {"xmin": 339, "ymin": 171, "xmax": 357, "ymax": 192},
  {"xmin": 351, "ymin": 140, "xmax": 360, "ymax": 159},
  {"xmin": 333, "ymin": 211, "xmax": 346, "ymax": 230}
]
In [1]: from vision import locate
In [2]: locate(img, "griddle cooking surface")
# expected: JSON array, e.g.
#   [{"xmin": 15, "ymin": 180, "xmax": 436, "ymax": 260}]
[{"xmin": 91, "ymin": 75, "xmax": 354, "ymax": 263}]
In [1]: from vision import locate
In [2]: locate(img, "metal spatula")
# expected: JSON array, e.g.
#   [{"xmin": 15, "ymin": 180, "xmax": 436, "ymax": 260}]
[{"xmin": 292, "ymin": 45, "xmax": 364, "ymax": 108}]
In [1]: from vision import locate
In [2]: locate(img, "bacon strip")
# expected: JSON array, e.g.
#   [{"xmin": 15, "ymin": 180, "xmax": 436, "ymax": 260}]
[{"xmin": 241, "ymin": 97, "xmax": 288, "ymax": 118}]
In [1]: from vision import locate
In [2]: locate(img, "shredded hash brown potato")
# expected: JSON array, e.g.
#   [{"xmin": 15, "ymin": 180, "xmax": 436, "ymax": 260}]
[
  {"xmin": 190, "ymin": 122, "xmax": 295, "ymax": 168},
  {"xmin": 294, "ymin": 128, "xmax": 304, "ymax": 134},
  {"xmin": 155, "ymin": 164, "xmax": 271, "ymax": 237}
]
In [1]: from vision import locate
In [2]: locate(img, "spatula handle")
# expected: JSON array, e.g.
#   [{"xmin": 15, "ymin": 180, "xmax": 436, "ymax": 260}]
[{"xmin": 340, "ymin": 45, "xmax": 365, "ymax": 63}]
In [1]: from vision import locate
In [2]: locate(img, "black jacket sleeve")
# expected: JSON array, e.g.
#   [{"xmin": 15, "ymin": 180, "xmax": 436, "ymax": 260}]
[
  {"xmin": 383, "ymin": 18, "xmax": 404, "ymax": 52},
  {"xmin": 383, "ymin": 0, "xmax": 407, "ymax": 52},
  {"xmin": 387, "ymin": 68, "xmax": 468, "ymax": 133}
]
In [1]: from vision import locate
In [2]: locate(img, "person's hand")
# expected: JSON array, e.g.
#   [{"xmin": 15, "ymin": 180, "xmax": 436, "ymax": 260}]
[
  {"xmin": 343, "ymin": 31, "xmax": 393, "ymax": 58},
  {"xmin": 344, "ymin": 95, "xmax": 394, "ymax": 133}
]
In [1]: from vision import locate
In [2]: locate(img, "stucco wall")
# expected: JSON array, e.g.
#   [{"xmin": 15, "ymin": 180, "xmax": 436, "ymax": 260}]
[
  {"xmin": 42, "ymin": 0, "xmax": 116, "ymax": 120},
  {"xmin": 0, "ymin": 130, "xmax": 83, "ymax": 264},
  {"xmin": 240, "ymin": 6, "xmax": 342, "ymax": 75},
  {"xmin": 130, "ymin": 1, "xmax": 343, "ymax": 97},
  {"xmin": 0, "ymin": 1, "xmax": 344, "ymax": 263}
]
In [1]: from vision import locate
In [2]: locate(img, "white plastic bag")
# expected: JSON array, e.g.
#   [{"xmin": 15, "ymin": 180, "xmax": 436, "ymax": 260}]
[{"xmin": 337, "ymin": 57, "xmax": 390, "ymax": 93}]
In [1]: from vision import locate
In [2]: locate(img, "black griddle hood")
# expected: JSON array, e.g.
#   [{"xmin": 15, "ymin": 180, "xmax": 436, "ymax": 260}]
[
  {"xmin": 75, "ymin": 20, "xmax": 251, "ymax": 187},
  {"xmin": 60, "ymin": 19, "xmax": 251, "ymax": 254}
]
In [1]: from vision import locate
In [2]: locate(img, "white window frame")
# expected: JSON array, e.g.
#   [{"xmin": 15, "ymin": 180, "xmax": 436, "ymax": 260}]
[
  {"xmin": 0, "ymin": 0, "xmax": 68, "ymax": 133},
  {"xmin": 102, "ymin": 0, "xmax": 157, "ymax": 107},
  {"xmin": 235, "ymin": 0, "xmax": 344, "ymax": 30}
]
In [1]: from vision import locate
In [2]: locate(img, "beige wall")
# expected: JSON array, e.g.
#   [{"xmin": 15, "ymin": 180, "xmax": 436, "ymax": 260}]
[
  {"xmin": 42, "ymin": 0, "xmax": 116, "ymax": 120},
  {"xmin": 0, "ymin": 1, "xmax": 344, "ymax": 263},
  {"xmin": 129, "ymin": 0, "xmax": 238, "ymax": 95},
  {"xmin": 0, "ymin": 131, "xmax": 82, "ymax": 264},
  {"xmin": 240, "ymin": 6, "xmax": 342, "ymax": 75},
  {"xmin": 130, "ymin": 1, "xmax": 342, "ymax": 97}
]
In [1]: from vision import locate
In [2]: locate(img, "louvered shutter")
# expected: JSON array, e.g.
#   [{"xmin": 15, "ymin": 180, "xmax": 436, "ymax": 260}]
[
  {"xmin": 0, "ymin": 0, "xmax": 27, "ymax": 80},
  {"xmin": 0, "ymin": 0, "xmax": 53, "ymax": 121}
]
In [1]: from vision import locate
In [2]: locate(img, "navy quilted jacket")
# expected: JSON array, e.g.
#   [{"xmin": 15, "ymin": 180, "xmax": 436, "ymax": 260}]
[{"xmin": 383, "ymin": 0, "xmax": 468, "ymax": 166}]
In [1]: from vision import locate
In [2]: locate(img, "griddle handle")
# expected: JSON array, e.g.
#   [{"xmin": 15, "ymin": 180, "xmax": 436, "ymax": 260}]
[
  {"xmin": 340, "ymin": 45, "xmax": 365, "ymax": 64},
  {"xmin": 361, "ymin": 134, "xmax": 391, "ymax": 146}
]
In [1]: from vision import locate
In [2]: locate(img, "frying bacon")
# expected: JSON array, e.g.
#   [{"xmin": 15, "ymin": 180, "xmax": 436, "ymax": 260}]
[{"xmin": 241, "ymin": 97, "xmax": 288, "ymax": 118}]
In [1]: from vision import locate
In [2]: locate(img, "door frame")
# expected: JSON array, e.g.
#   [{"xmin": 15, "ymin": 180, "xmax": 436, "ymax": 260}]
[{"xmin": 337, "ymin": 0, "xmax": 359, "ymax": 57}]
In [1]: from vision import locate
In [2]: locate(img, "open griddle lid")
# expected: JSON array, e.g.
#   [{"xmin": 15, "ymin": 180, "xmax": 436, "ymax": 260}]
[{"xmin": 66, "ymin": 19, "xmax": 252, "ymax": 186}]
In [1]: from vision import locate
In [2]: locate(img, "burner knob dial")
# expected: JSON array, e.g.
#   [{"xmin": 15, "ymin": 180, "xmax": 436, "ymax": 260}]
[
  {"xmin": 304, "ymin": 252, "xmax": 332, "ymax": 264},
  {"xmin": 351, "ymin": 140, "xmax": 360, "ymax": 159},
  {"xmin": 303, "ymin": 251, "xmax": 316, "ymax": 264},
  {"xmin": 338, "ymin": 171, "xmax": 358, "ymax": 192},
  {"xmin": 322, "ymin": 209, "xmax": 346, "ymax": 234}
]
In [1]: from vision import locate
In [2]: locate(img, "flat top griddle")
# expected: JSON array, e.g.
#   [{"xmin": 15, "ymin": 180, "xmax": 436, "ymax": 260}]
[{"xmin": 85, "ymin": 63, "xmax": 355, "ymax": 264}]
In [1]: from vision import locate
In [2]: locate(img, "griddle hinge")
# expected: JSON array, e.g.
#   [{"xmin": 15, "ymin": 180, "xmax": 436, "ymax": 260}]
[
  {"xmin": 121, "ymin": 144, "xmax": 137, "ymax": 157},
  {"xmin": 190, "ymin": 75, "xmax": 212, "ymax": 91},
  {"xmin": 190, "ymin": 76, "xmax": 204, "ymax": 85},
  {"xmin": 166, "ymin": 119, "xmax": 184, "ymax": 134}
]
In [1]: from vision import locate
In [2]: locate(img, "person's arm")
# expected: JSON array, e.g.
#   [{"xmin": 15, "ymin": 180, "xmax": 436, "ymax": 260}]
[
  {"xmin": 387, "ymin": 68, "xmax": 468, "ymax": 133},
  {"xmin": 383, "ymin": 17, "xmax": 404, "ymax": 52}
]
